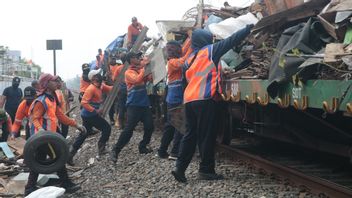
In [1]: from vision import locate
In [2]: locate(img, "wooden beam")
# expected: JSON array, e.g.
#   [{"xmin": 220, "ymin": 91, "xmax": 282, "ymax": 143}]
[{"xmin": 101, "ymin": 27, "xmax": 149, "ymax": 117}]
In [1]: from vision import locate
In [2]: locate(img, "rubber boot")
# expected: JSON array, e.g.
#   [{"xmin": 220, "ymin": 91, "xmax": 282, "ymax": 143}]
[
  {"xmin": 67, "ymin": 146, "xmax": 77, "ymax": 166},
  {"xmin": 110, "ymin": 146, "xmax": 121, "ymax": 163},
  {"xmin": 98, "ymin": 142, "xmax": 107, "ymax": 157},
  {"xmin": 61, "ymin": 179, "xmax": 81, "ymax": 193}
]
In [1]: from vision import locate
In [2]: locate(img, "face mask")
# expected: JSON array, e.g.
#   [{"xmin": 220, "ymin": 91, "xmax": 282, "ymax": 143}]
[
  {"xmin": 26, "ymin": 99, "xmax": 34, "ymax": 105},
  {"xmin": 12, "ymin": 83, "xmax": 19, "ymax": 88}
]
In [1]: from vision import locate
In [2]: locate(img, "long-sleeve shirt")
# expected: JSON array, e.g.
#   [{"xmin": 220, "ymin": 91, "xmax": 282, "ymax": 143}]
[
  {"xmin": 12, "ymin": 100, "xmax": 30, "ymax": 133},
  {"xmin": 30, "ymin": 101, "xmax": 76, "ymax": 130},
  {"xmin": 81, "ymin": 83, "xmax": 112, "ymax": 113},
  {"xmin": 125, "ymin": 64, "xmax": 151, "ymax": 107},
  {"xmin": 168, "ymin": 38, "xmax": 193, "ymax": 83},
  {"xmin": 212, "ymin": 26, "xmax": 251, "ymax": 66},
  {"xmin": 111, "ymin": 64, "xmax": 124, "ymax": 82}
]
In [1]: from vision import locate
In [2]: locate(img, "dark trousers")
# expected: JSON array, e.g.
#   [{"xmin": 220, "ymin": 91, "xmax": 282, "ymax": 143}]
[
  {"xmin": 158, "ymin": 104, "xmax": 183, "ymax": 156},
  {"xmin": 61, "ymin": 124, "xmax": 69, "ymax": 138},
  {"xmin": 25, "ymin": 121, "xmax": 30, "ymax": 140},
  {"xmin": 25, "ymin": 144, "xmax": 69, "ymax": 190},
  {"xmin": 72, "ymin": 115, "xmax": 111, "ymax": 150},
  {"xmin": 176, "ymin": 100, "xmax": 217, "ymax": 174},
  {"xmin": 113, "ymin": 106, "xmax": 154, "ymax": 151},
  {"xmin": 109, "ymin": 99, "xmax": 118, "ymax": 122},
  {"xmin": 117, "ymin": 89, "xmax": 127, "ymax": 123}
]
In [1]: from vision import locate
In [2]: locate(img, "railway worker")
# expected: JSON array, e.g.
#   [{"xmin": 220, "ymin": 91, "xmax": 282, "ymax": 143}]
[
  {"xmin": 79, "ymin": 63, "xmax": 91, "ymax": 103},
  {"xmin": 127, "ymin": 17, "xmax": 144, "ymax": 49},
  {"xmin": 0, "ymin": 109, "xmax": 12, "ymax": 142},
  {"xmin": 10, "ymin": 86, "xmax": 36, "ymax": 140},
  {"xmin": 0, "ymin": 77, "xmax": 23, "ymax": 128},
  {"xmin": 68, "ymin": 68, "xmax": 113, "ymax": 165},
  {"xmin": 96, "ymin": 48, "xmax": 104, "ymax": 69},
  {"xmin": 157, "ymin": 37, "xmax": 192, "ymax": 160},
  {"xmin": 55, "ymin": 77, "xmax": 70, "ymax": 138},
  {"xmin": 107, "ymin": 56, "xmax": 120, "ymax": 126},
  {"xmin": 110, "ymin": 51, "xmax": 154, "ymax": 163},
  {"xmin": 171, "ymin": 24, "xmax": 253, "ymax": 183},
  {"xmin": 25, "ymin": 73, "xmax": 85, "ymax": 196},
  {"xmin": 112, "ymin": 53, "xmax": 127, "ymax": 129},
  {"xmin": 31, "ymin": 80, "xmax": 40, "ymax": 92}
]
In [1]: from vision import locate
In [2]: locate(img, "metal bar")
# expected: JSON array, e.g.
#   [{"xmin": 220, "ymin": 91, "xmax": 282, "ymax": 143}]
[
  {"xmin": 217, "ymin": 144, "xmax": 352, "ymax": 198},
  {"xmin": 53, "ymin": 50, "xmax": 56, "ymax": 75}
]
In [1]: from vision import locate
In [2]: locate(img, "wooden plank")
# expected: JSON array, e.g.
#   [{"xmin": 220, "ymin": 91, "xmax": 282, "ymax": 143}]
[
  {"xmin": 324, "ymin": 43, "xmax": 345, "ymax": 63},
  {"xmin": 7, "ymin": 138, "xmax": 26, "ymax": 156},
  {"xmin": 253, "ymin": 0, "xmax": 330, "ymax": 33},
  {"xmin": 101, "ymin": 27, "xmax": 149, "ymax": 117}
]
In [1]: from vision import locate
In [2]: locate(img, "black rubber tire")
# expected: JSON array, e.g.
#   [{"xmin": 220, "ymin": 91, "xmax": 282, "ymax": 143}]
[{"xmin": 24, "ymin": 131, "xmax": 69, "ymax": 174}]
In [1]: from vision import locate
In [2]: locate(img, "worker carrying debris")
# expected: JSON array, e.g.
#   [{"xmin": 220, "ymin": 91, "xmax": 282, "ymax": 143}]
[
  {"xmin": 172, "ymin": 24, "xmax": 253, "ymax": 183},
  {"xmin": 79, "ymin": 63, "xmax": 91, "ymax": 103},
  {"xmin": 25, "ymin": 73, "xmax": 86, "ymax": 196},
  {"xmin": 127, "ymin": 17, "xmax": 144, "ymax": 49},
  {"xmin": 157, "ymin": 36, "xmax": 192, "ymax": 160},
  {"xmin": 69, "ymin": 68, "xmax": 113, "ymax": 165},
  {"xmin": 110, "ymin": 51, "xmax": 154, "ymax": 163}
]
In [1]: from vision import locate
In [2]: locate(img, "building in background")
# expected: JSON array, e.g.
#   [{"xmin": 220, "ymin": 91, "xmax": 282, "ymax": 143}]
[
  {"xmin": 0, "ymin": 45, "xmax": 41, "ymax": 93},
  {"xmin": 0, "ymin": 46, "xmax": 41, "ymax": 78}
]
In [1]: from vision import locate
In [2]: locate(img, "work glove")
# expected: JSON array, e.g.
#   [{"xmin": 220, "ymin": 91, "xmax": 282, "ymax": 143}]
[
  {"xmin": 9, "ymin": 132, "xmax": 16, "ymax": 141},
  {"xmin": 76, "ymin": 125, "xmax": 87, "ymax": 135},
  {"xmin": 247, "ymin": 24, "xmax": 255, "ymax": 30},
  {"xmin": 95, "ymin": 108, "xmax": 103, "ymax": 116}
]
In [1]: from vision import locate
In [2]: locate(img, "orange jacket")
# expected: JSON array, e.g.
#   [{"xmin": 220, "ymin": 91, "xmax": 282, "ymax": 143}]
[
  {"xmin": 127, "ymin": 22, "xmax": 143, "ymax": 43},
  {"xmin": 81, "ymin": 83, "xmax": 112, "ymax": 116},
  {"xmin": 80, "ymin": 76, "xmax": 90, "ymax": 93},
  {"xmin": 125, "ymin": 67, "xmax": 147, "ymax": 90},
  {"xmin": 110, "ymin": 64, "xmax": 124, "ymax": 82},
  {"xmin": 125, "ymin": 65, "xmax": 151, "ymax": 107},
  {"xmin": 184, "ymin": 45, "xmax": 222, "ymax": 103},
  {"xmin": 167, "ymin": 38, "xmax": 192, "ymax": 83},
  {"xmin": 29, "ymin": 94, "xmax": 76, "ymax": 134},
  {"xmin": 12, "ymin": 100, "xmax": 31, "ymax": 133}
]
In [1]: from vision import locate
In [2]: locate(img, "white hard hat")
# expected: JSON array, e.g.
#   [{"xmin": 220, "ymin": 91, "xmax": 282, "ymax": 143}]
[{"xmin": 88, "ymin": 68, "xmax": 102, "ymax": 81}]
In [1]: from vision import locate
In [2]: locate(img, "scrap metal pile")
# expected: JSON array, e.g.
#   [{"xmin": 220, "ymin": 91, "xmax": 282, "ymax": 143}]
[{"xmin": 201, "ymin": 0, "xmax": 352, "ymax": 82}]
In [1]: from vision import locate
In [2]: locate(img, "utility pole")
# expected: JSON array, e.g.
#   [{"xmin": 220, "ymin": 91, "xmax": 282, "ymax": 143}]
[{"xmin": 46, "ymin": 40, "xmax": 62, "ymax": 75}]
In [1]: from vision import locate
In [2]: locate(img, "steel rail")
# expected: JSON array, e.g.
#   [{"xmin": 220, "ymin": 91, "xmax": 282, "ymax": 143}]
[{"xmin": 217, "ymin": 144, "xmax": 352, "ymax": 198}]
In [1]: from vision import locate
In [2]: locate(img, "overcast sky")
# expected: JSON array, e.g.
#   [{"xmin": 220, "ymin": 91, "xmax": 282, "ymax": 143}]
[{"xmin": 0, "ymin": 0, "xmax": 253, "ymax": 80}]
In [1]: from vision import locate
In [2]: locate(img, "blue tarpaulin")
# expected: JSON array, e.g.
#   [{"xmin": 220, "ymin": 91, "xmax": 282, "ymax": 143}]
[
  {"xmin": 89, "ymin": 60, "xmax": 97, "ymax": 70},
  {"xmin": 106, "ymin": 34, "xmax": 126, "ymax": 52}
]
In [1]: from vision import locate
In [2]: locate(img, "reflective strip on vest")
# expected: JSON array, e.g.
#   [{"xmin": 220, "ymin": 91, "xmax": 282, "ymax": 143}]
[
  {"xmin": 184, "ymin": 45, "xmax": 222, "ymax": 103},
  {"xmin": 29, "ymin": 95, "xmax": 58, "ymax": 134}
]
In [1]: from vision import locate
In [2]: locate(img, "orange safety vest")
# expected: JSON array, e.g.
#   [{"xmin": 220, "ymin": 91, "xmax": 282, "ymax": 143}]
[
  {"xmin": 184, "ymin": 45, "xmax": 222, "ymax": 103},
  {"xmin": 29, "ymin": 94, "xmax": 58, "ymax": 134}
]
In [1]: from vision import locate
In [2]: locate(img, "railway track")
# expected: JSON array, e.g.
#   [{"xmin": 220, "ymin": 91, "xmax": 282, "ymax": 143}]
[{"xmin": 217, "ymin": 139, "xmax": 352, "ymax": 198}]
